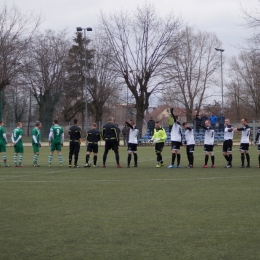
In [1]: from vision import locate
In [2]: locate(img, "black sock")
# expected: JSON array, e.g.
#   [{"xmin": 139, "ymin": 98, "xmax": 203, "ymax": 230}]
[
  {"xmin": 205, "ymin": 154, "xmax": 209, "ymax": 165},
  {"xmin": 258, "ymin": 155, "xmax": 260, "ymax": 165},
  {"xmin": 229, "ymin": 154, "xmax": 232, "ymax": 164},
  {"xmin": 246, "ymin": 153, "xmax": 250, "ymax": 166},
  {"xmin": 211, "ymin": 155, "xmax": 215, "ymax": 165},
  {"xmin": 93, "ymin": 155, "xmax": 97, "ymax": 165},
  {"xmin": 115, "ymin": 152, "xmax": 119, "ymax": 165},
  {"xmin": 86, "ymin": 154, "xmax": 89, "ymax": 164},
  {"xmin": 177, "ymin": 154, "xmax": 181, "ymax": 165},
  {"xmin": 128, "ymin": 154, "xmax": 132, "ymax": 166},
  {"xmin": 224, "ymin": 155, "xmax": 229, "ymax": 162},
  {"xmin": 134, "ymin": 153, "xmax": 138, "ymax": 165},
  {"xmin": 157, "ymin": 153, "xmax": 160, "ymax": 162},
  {"xmin": 241, "ymin": 153, "xmax": 245, "ymax": 166},
  {"xmin": 158, "ymin": 153, "xmax": 162, "ymax": 162},
  {"xmin": 190, "ymin": 153, "xmax": 194, "ymax": 166},
  {"xmin": 172, "ymin": 153, "xmax": 176, "ymax": 164}
]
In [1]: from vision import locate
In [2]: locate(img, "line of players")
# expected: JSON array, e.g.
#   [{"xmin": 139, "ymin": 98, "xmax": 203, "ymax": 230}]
[{"xmin": 0, "ymin": 110, "xmax": 259, "ymax": 168}]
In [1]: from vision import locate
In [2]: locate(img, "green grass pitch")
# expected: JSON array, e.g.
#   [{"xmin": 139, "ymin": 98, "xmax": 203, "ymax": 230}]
[{"xmin": 1, "ymin": 145, "xmax": 260, "ymax": 260}]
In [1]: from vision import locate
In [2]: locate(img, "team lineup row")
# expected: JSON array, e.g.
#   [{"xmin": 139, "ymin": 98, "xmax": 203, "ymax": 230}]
[{"xmin": 0, "ymin": 112, "xmax": 260, "ymax": 168}]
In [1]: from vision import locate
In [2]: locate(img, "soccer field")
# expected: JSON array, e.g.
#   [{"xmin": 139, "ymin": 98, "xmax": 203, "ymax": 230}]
[{"xmin": 1, "ymin": 145, "xmax": 260, "ymax": 260}]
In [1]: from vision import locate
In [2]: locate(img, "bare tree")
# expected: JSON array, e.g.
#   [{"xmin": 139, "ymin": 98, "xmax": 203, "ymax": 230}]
[
  {"xmin": 0, "ymin": 4, "xmax": 41, "ymax": 91},
  {"xmin": 162, "ymin": 27, "xmax": 222, "ymax": 121},
  {"xmin": 23, "ymin": 30, "xmax": 70, "ymax": 138},
  {"xmin": 100, "ymin": 3, "xmax": 183, "ymax": 135}
]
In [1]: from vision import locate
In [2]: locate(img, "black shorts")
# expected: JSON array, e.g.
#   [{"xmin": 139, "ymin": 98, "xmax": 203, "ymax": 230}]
[
  {"xmin": 171, "ymin": 141, "xmax": 181, "ymax": 150},
  {"xmin": 186, "ymin": 144, "xmax": 195, "ymax": 154},
  {"xmin": 69, "ymin": 141, "xmax": 80, "ymax": 154},
  {"xmin": 223, "ymin": 139, "xmax": 233, "ymax": 153},
  {"xmin": 128, "ymin": 143, "xmax": 137, "ymax": 152},
  {"xmin": 105, "ymin": 139, "xmax": 118, "ymax": 152},
  {"xmin": 239, "ymin": 143, "xmax": 249, "ymax": 152},
  {"xmin": 258, "ymin": 145, "xmax": 260, "ymax": 152},
  {"xmin": 204, "ymin": 144, "xmax": 214, "ymax": 152},
  {"xmin": 155, "ymin": 142, "xmax": 164, "ymax": 153},
  {"xmin": 87, "ymin": 143, "xmax": 98, "ymax": 153}
]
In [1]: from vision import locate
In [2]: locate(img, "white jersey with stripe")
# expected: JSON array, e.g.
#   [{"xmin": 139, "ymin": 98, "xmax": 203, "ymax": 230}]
[
  {"xmin": 238, "ymin": 124, "xmax": 250, "ymax": 144},
  {"xmin": 185, "ymin": 128, "xmax": 195, "ymax": 145},
  {"xmin": 204, "ymin": 126, "xmax": 214, "ymax": 145},
  {"xmin": 224, "ymin": 124, "xmax": 234, "ymax": 140},
  {"xmin": 128, "ymin": 126, "xmax": 139, "ymax": 144},
  {"xmin": 170, "ymin": 122, "xmax": 182, "ymax": 142}
]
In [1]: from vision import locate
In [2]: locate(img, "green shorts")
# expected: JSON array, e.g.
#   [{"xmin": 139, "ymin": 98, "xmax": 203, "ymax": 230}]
[
  {"xmin": 14, "ymin": 142, "xmax": 24, "ymax": 153},
  {"xmin": 50, "ymin": 142, "xmax": 62, "ymax": 152},
  {"xmin": 32, "ymin": 143, "xmax": 40, "ymax": 153},
  {"xmin": 0, "ymin": 140, "xmax": 6, "ymax": 152}
]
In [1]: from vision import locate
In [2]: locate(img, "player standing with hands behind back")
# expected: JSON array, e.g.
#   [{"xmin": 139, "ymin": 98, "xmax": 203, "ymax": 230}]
[
  {"xmin": 48, "ymin": 119, "xmax": 64, "ymax": 167},
  {"xmin": 0, "ymin": 120, "xmax": 10, "ymax": 167},
  {"xmin": 32, "ymin": 121, "xmax": 42, "ymax": 167},
  {"xmin": 12, "ymin": 122, "xmax": 24, "ymax": 167}
]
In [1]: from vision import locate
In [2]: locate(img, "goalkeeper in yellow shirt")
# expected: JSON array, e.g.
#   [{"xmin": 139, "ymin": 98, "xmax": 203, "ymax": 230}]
[{"xmin": 150, "ymin": 121, "xmax": 167, "ymax": 168}]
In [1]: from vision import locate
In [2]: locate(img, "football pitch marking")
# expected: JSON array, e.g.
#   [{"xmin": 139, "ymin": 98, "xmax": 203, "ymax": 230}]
[{"xmin": 0, "ymin": 174, "xmax": 260, "ymax": 183}]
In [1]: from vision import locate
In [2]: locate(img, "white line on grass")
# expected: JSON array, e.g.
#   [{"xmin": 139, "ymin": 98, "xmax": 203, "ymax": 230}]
[{"xmin": 1, "ymin": 174, "xmax": 260, "ymax": 183}]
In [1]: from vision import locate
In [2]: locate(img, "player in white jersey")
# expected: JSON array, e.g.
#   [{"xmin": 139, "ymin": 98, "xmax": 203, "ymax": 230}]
[
  {"xmin": 222, "ymin": 118, "xmax": 234, "ymax": 168},
  {"xmin": 199, "ymin": 120, "xmax": 215, "ymax": 168},
  {"xmin": 234, "ymin": 118, "xmax": 250, "ymax": 168},
  {"xmin": 168, "ymin": 108, "xmax": 182, "ymax": 168},
  {"xmin": 182, "ymin": 122, "xmax": 195, "ymax": 168},
  {"xmin": 254, "ymin": 127, "xmax": 260, "ymax": 168},
  {"xmin": 124, "ymin": 120, "xmax": 139, "ymax": 167}
]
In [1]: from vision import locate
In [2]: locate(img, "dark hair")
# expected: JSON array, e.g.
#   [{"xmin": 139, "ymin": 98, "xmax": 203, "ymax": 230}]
[
  {"xmin": 182, "ymin": 122, "xmax": 187, "ymax": 126},
  {"xmin": 155, "ymin": 121, "xmax": 160, "ymax": 124},
  {"xmin": 92, "ymin": 123, "xmax": 97, "ymax": 127},
  {"xmin": 243, "ymin": 118, "xmax": 247, "ymax": 122},
  {"xmin": 36, "ymin": 121, "xmax": 41, "ymax": 127},
  {"xmin": 74, "ymin": 118, "xmax": 78, "ymax": 124},
  {"xmin": 53, "ymin": 119, "xmax": 58, "ymax": 124},
  {"xmin": 0, "ymin": 120, "xmax": 2, "ymax": 124}
]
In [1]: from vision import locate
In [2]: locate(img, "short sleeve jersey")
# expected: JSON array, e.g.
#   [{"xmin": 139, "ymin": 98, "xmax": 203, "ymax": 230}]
[
  {"xmin": 204, "ymin": 126, "xmax": 214, "ymax": 145},
  {"xmin": 12, "ymin": 128, "xmax": 23, "ymax": 143},
  {"xmin": 32, "ymin": 127, "xmax": 41, "ymax": 144},
  {"xmin": 0, "ymin": 126, "xmax": 6, "ymax": 141},
  {"xmin": 50, "ymin": 125, "xmax": 64, "ymax": 143}
]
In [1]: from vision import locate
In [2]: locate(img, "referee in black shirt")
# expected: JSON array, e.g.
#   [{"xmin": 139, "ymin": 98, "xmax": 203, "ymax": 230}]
[
  {"xmin": 102, "ymin": 116, "xmax": 122, "ymax": 168},
  {"xmin": 68, "ymin": 118, "xmax": 82, "ymax": 168}
]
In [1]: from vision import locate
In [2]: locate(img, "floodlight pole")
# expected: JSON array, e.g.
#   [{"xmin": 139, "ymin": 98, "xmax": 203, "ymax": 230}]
[
  {"xmin": 215, "ymin": 48, "xmax": 224, "ymax": 115},
  {"xmin": 76, "ymin": 27, "xmax": 92, "ymax": 133}
]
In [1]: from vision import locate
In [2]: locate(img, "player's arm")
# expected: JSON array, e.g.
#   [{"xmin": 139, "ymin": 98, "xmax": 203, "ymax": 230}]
[
  {"xmin": 48, "ymin": 129, "xmax": 53, "ymax": 145},
  {"xmin": 112, "ymin": 127, "xmax": 118, "ymax": 141},
  {"xmin": 32, "ymin": 134, "xmax": 38, "ymax": 144},
  {"xmin": 227, "ymin": 126, "xmax": 233, "ymax": 132},
  {"xmin": 15, "ymin": 135, "xmax": 22, "ymax": 143},
  {"xmin": 198, "ymin": 124, "xmax": 207, "ymax": 130},
  {"xmin": 102, "ymin": 127, "xmax": 105, "ymax": 140},
  {"xmin": 125, "ymin": 121, "xmax": 133, "ymax": 129},
  {"xmin": 161, "ymin": 128, "xmax": 167, "ymax": 141},
  {"xmin": 61, "ymin": 133, "xmax": 64, "ymax": 144},
  {"xmin": 170, "ymin": 108, "xmax": 177, "ymax": 122},
  {"xmin": 187, "ymin": 127, "xmax": 192, "ymax": 131},
  {"xmin": 3, "ymin": 133, "xmax": 8, "ymax": 143},
  {"xmin": 255, "ymin": 131, "xmax": 260, "ymax": 144},
  {"xmin": 97, "ymin": 132, "xmax": 101, "ymax": 141}
]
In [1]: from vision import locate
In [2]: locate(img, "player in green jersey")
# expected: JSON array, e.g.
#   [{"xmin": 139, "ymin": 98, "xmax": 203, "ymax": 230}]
[
  {"xmin": 48, "ymin": 119, "xmax": 64, "ymax": 167},
  {"xmin": 32, "ymin": 121, "xmax": 42, "ymax": 167},
  {"xmin": 0, "ymin": 120, "xmax": 10, "ymax": 167},
  {"xmin": 11, "ymin": 122, "xmax": 24, "ymax": 167}
]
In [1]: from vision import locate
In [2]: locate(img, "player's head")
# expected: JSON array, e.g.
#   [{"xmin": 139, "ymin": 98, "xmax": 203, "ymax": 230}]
[
  {"xmin": 182, "ymin": 122, "xmax": 188, "ymax": 129},
  {"xmin": 17, "ymin": 122, "xmax": 22, "ymax": 128},
  {"xmin": 241, "ymin": 118, "xmax": 247, "ymax": 125},
  {"xmin": 155, "ymin": 121, "xmax": 160, "ymax": 128},
  {"xmin": 92, "ymin": 123, "xmax": 97, "ymax": 129},
  {"xmin": 53, "ymin": 119, "xmax": 58, "ymax": 124},
  {"xmin": 36, "ymin": 121, "xmax": 42, "ymax": 128},
  {"xmin": 74, "ymin": 119, "xmax": 78, "ymax": 125},
  {"xmin": 225, "ymin": 119, "xmax": 230, "ymax": 125},
  {"xmin": 0, "ymin": 120, "xmax": 3, "ymax": 126},
  {"xmin": 130, "ymin": 119, "xmax": 134, "ymax": 126},
  {"xmin": 205, "ymin": 120, "xmax": 210, "ymax": 126},
  {"xmin": 108, "ymin": 116, "xmax": 114, "ymax": 122}
]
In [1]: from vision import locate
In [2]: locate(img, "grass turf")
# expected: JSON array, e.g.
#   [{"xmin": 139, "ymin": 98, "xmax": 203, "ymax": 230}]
[{"xmin": 1, "ymin": 145, "xmax": 260, "ymax": 260}]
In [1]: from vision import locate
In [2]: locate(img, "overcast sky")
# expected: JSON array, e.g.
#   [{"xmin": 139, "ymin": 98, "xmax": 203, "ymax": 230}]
[{"xmin": 7, "ymin": 0, "xmax": 259, "ymax": 57}]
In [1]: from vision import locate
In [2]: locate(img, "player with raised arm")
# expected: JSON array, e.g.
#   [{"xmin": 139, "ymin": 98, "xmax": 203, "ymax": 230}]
[
  {"xmin": 0, "ymin": 120, "xmax": 10, "ymax": 167},
  {"xmin": 125, "ymin": 119, "xmax": 139, "ymax": 168},
  {"xmin": 223, "ymin": 119, "xmax": 234, "ymax": 168},
  {"xmin": 168, "ymin": 108, "xmax": 182, "ymax": 168},
  {"xmin": 32, "ymin": 121, "xmax": 42, "ymax": 167},
  {"xmin": 254, "ymin": 126, "xmax": 260, "ymax": 168},
  {"xmin": 151, "ymin": 121, "xmax": 167, "ymax": 168},
  {"xmin": 48, "ymin": 119, "xmax": 64, "ymax": 167},
  {"xmin": 68, "ymin": 119, "xmax": 82, "ymax": 168},
  {"xmin": 85, "ymin": 123, "xmax": 101, "ymax": 167},
  {"xmin": 12, "ymin": 122, "xmax": 24, "ymax": 167},
  {"xmin": 182, "ymin": 122, "xmax": 195, "ymax": 168},
  {"xmin": 234, "ymin": 118, "xmax": 250, "ymax": 168},
  {"xmin": 199, "ymin": 120, "xmax": 215, "ymax": 168}
]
